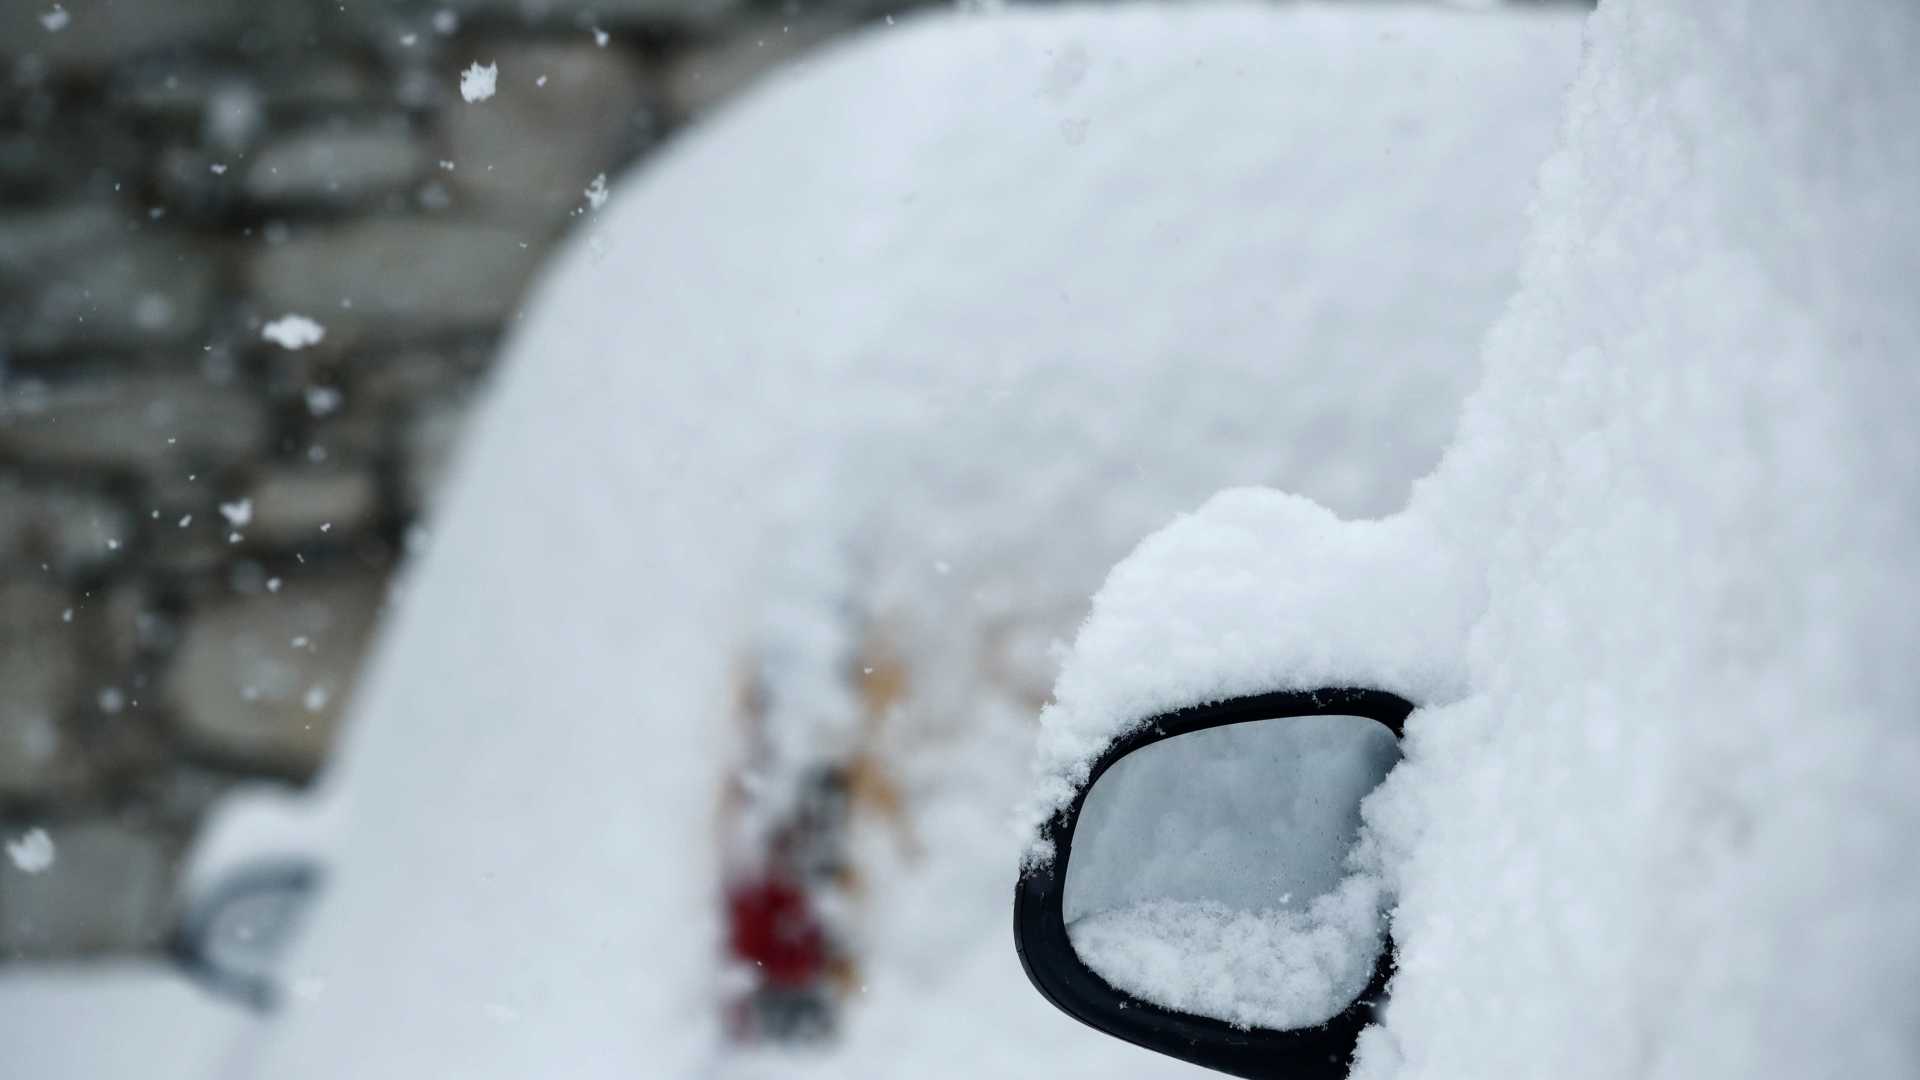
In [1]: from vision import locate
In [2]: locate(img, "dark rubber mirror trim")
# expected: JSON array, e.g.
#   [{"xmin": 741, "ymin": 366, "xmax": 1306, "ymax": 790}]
[
  {"xmin": 1014, "ymin": 687, "xmax": 1413, "ymax": 1080},
  {"xmin": 167, "ymin": 856, "xmax": 323, "ymax": 1012}
]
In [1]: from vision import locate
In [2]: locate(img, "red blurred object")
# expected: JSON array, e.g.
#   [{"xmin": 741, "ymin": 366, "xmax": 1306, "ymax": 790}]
[{"xmin": 725, "ymin": 874, "xmax": 829, "ymax": 989}]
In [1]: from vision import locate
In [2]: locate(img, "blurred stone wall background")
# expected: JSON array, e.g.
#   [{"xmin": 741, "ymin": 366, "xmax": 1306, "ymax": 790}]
[{"xmin": 0, "ymin": 0, "xmax": 900, "ymax": 963}]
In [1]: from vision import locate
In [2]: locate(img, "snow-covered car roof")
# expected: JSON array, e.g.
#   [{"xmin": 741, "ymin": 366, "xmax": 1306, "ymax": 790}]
[
  {"xmin": 243, "ymin": 4, "xmax": 1581, "ymax": 1078},
  {"xmin": 1031, "ymin": 3, "xmax": 1920, "ymax": 1078}
]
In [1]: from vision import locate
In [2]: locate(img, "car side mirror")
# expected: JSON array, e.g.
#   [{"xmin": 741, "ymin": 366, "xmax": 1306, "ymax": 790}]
[
  {"xmin": 167, "ymin": 857, "xmax": 323, "ymax": 1011},
  {"xmin": 1014, "ymin": 688, "xmax": 1412, "ymax": 1079}
]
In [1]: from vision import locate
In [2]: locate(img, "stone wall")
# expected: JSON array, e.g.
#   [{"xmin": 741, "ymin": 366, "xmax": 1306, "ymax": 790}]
[{"xmin": 0, "ymin": 0, "xmax": 896, "ymax": 961}]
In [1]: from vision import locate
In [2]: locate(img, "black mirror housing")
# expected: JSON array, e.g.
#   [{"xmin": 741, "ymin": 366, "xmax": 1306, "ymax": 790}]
[
  {"xmin": 167, "ymin": 857, "xmax": 324, "ymax": 1011},
  {"xmin": 1014, "ymin": 687, "xmax": 1412, "ymax": 1080}
]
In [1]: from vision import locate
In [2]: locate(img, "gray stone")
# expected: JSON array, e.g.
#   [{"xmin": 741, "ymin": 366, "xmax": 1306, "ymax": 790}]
[
  {"xmin": 1, "ymin": 0, "xmax": 247, "ymax": 70},
  {"xmin": 0, "ymin": 582, "xmax": 86, "ymax": 800},
  {"xmin": 241, "ymin": 465, "xmax": 381, "ymax": 546},
  {"xmin": 401, "ymin": 397, "xmax": 473, "ymax": 516},
  {"xmin": 110, "ymin": 63, "xmax": 257, "ymax": 119},
  {"xmin": 164, "ymin": 576, "xmax": 383, "ymax": 778},
  {"xmin": 246, "ymin": 218, "xmax": 547, "ymax": 340},
  {"xmin": 143, "ymin": 475, "xmax": 233, "ymax": 577},
  {"xmin": 0, "ymin": 202, "xmax": 118, "ymax": 272},
  {"xmin": 111, "ymin": 57, "xmax": 380, "ymax": 121},
  {"xmin": 0, "ymin": 203, "xmax": 219, "ymax": 355},
  {"xmin": 99, "ymin": 580, "xmax": 177, "ymax": 668},
  {"xmin": 152, "ymin": 144, "xmax": 240, "ymax": 220},
  {"xmin": 0, "ymin": 820, "xmax": 175, "ymax": 957},
  {"xmin": 302, "ymin": 407, "xmax": 389, "ymax": 464},
  {"xmin": 135, "ymin": 765, "xmax": 242, "ymax": 830},
  {"xmin": 438, "ymin": 40, "xmax": 653, "ymax": 221},
  {"xmin": 661, "ymin": 13, "xmax": 855, "ymax": 122},
  {"xmin": 0, "ymin": 122, "xmax": 131, "ymax": 203},
  {"xmin": 355, "ymin": 342, "xmax": 493, "ymax": 409},
  {"xmin": 0, "ymin": 132, "xmax": 57, "ymax": 198},
  {"xmin": 246, "ymin": 123, "xmax": 429, "ymax": 208},
  {"xmin": 271, "ymin": 59, "xmax": 382, "ymax": 111},
  {"xmin": 0, "ymin": 0, "xmax": 333, "ymax": 71},
  {"xmin": 0, "ymin": 476, "xmax": 134, "ymax": 580},
  {"xmin": 146, "ymin": 522, "xmax": 232, "ymax": 578},
  {"xmin": 406, "ymin": 0, "xmax": 739, "ymax": 31},
  {"xmin": 0, "ymin": 373, "xmax": 267, "ymax": 475}
]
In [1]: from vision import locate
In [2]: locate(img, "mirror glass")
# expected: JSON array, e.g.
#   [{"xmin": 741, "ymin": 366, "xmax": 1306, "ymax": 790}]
[{"xmin": 1062, "ymin": 714, "xmax": 1400, "ymax": 1031}]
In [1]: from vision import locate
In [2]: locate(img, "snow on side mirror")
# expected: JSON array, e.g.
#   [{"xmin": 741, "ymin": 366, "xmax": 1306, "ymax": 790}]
[
  {"xmin": 1015, "ymin": 689, "xmax": 1411, "ymax": 1080},
  {"xmin": 168, "ymin": 858, "xmax": 323, "ymax": 1011}
]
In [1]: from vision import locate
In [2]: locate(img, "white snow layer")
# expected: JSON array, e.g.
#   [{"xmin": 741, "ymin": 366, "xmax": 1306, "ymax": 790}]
[
  {"xmin": 1069, "ymin": 880, "xmax": 1383, "ymax": 1033},
  {"xmin": 1026, "ymin": 492, "xmax": 1481, "ymax": 840},
  {"xmin": 243, "ymin": 4, "xmax": 1579, "ymax": 1080},
  {"xmin": 1034, "ymin": 2, "xmax": 1920, "ymax": 1079},
  {"xmin": 0, "ymin": 965, "xmax": 255, "ymax": 1080}
]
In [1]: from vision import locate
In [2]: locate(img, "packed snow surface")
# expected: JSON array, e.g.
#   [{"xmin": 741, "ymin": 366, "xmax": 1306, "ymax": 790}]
[
  {"xmin": 0, "ymin": 965, "xmax": 255, "ymax": 1080},
  {"xmin": 240, "ymin": 4, "xmax": 1579, "ymax": 1079},
  {"xmin": 1034, "ymin": 2, "xmax": 1920, "ymax": 1078},
  {"xmin": 1025, "ymin": 493, "xmax": 1480, "ymax": 839},
  {"xmin": 1069, "ymin": 880, "xmax": 1383, "ymax": 1032}
]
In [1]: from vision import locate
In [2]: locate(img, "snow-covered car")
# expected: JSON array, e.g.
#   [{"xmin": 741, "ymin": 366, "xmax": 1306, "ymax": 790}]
[
  {"xmin": 0, "ymin": 788, "xmax": 327, "ymax": 1080},
  {"xmin": 1014, "ymin": 3, "xmax": 1920, "ymax": 1079},
  {"xmin": 219, "ymin": 4, "xmax": 1584, "ymax": 1079}
]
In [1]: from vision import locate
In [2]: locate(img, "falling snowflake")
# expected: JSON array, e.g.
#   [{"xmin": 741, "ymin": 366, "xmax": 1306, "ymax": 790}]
[
  {"xmin": 305, "ymin": 385, "xmax": 344, "ymax": 417},
  {"xmin": 460, "ymin": 61, "xmax": 499, "ymax": 103},
  {"xmin": 7, "ymin": 829, "xmax": 54, "ymax": 874},
  {"xmin": 262, "ymin": 314, "xmax": 326, "ymax": 350}
]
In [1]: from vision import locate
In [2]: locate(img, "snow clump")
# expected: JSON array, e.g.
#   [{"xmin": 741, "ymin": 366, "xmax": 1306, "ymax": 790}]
[
  {"xmin": 460, "ymin": 61, "xmax": 498, "ymax": 103},
  {"xmin": 261, "ymin": 314, "xmax": 325, "ymax": 349},
  {"xmin": 6, "ymin": 828, "xmax": 55, "ymax": 874}
]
